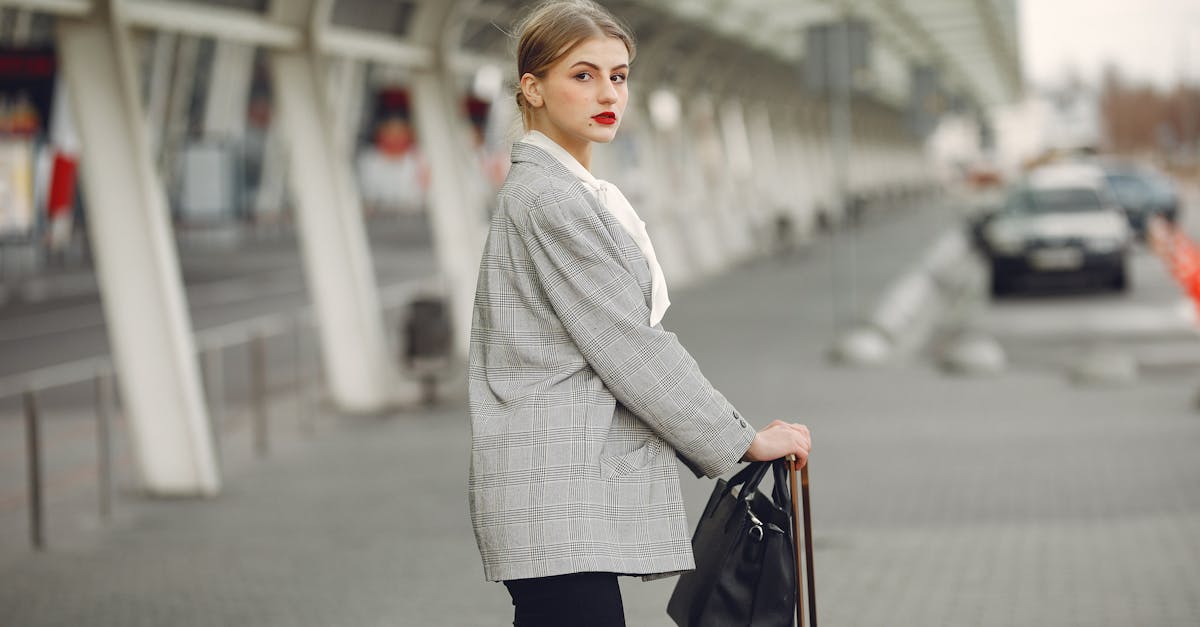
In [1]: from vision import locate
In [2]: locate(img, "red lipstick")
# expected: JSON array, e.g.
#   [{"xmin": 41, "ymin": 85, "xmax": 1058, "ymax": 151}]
[{"xmin": 592, "ymin": 111, "xmax": 617, "ymax": 125}]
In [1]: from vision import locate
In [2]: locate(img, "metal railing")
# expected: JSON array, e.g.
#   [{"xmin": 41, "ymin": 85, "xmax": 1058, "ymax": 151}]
[
  {"xmin": 0, "ymin": 277, "xmax": 442, "ymax": 551},
  {"xmin": 0, "ymin": 356, "xmax": 118, "ymax": 551}
]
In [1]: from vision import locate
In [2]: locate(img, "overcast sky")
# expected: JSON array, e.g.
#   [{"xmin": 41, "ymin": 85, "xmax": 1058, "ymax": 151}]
[{"xmin": 1019, "ymin": 0, "xmax": 1200, "ymax": 89}]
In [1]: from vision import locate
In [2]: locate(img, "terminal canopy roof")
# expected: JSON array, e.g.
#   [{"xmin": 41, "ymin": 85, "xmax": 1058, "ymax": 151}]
[
  {"xmin": 633, "ymin": 0, "xmax": 1021, "ymax": 108},
  {"xmin": 7, "ymin": 0, "xmax": 1021, "ymax": 109}
]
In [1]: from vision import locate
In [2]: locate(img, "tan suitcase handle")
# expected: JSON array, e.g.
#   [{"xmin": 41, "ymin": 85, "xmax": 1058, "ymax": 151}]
[{"xmin": 788, "ymin": 457, "xmax": 817, "ymax": 627}]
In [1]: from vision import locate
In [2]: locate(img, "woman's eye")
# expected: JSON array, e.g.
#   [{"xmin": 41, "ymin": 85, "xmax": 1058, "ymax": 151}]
[
  {"xmin": 611, "ymin": 73, "xmax": 627, "ymax": 84},
  {"xmin": 574, "ymin": 72, "xmax": 592, "ymax": 81}
]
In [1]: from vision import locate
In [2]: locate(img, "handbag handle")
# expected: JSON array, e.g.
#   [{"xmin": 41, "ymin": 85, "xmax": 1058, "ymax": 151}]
[
  {"xmin": 724, "ymin": 460, "xmax": 793, "ymax": 508},
  {"xmin": 725, "ymin": 461, "xmax": 772, "ymax": 501},
  {"xmin": 771, "ymin": 459, "xmax": 792, "ymax": 508}
]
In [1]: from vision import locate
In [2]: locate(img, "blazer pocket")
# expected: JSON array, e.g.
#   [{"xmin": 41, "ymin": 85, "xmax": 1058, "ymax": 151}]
[{"xmin": 599, "ymin": 436, "xmax": 667, "ymax": 480}]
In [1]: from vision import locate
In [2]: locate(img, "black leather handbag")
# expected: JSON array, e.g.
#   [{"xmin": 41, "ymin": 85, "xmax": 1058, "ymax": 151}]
[{"xmin": 667, "ymin": 460, "xmax": 799, "ymax": 627}]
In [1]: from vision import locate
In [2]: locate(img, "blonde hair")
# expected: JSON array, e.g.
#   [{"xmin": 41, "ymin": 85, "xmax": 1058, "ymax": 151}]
[{"xmin": 514, "ymin": 0, "xmax": 636, "ymax": 130}]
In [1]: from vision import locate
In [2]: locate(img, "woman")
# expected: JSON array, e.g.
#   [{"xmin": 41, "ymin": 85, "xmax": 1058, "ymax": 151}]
[{"xmin": 468, "ymin": 2, "xmax": 812, "ymax": 624}]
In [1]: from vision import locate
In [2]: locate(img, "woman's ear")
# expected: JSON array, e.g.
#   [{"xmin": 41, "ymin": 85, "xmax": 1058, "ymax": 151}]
[{"xmin": 520, "ymin": 73, "xmax": 543, "ymax": 108}]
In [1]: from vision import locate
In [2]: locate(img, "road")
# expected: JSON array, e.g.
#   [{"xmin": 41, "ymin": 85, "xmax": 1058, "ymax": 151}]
[{"xmin": 0, "ymin": 214, "xmax": 438, "ymax": 380}]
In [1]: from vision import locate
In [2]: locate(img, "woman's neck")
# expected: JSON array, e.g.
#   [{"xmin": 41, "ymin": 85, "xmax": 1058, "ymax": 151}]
[{"xmin": 529, "ymin": 126, "xmax": 592, "ymax": 170}]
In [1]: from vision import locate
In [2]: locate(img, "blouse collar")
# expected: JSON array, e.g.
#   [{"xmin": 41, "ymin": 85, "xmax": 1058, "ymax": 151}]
[{"xmin": 519, "ymin": 130, "xmax": 598, "ymax": 188}]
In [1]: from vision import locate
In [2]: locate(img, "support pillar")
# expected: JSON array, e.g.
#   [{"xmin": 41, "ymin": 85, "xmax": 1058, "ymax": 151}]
[
  {"xmin": 203, "ymin": 38, "xmax": 254, "ymax": 140},
  {"xmin": 409, "ymin": 0, "xmax": 486, "ymax": 357},
  {"xmin": 410, "ymin": 71, "xmax": 486, "ymax": 357},
  {"xmin": 56, "ymin": 7, "xmax": 219, "ymax": 495},
  {"xmin": 266, "ymin": 16, "xmax": 412, "ymax": 412},
  {"xmin": 715, "ymin": 97, "xmax": 757, "ymax": 261},
  {"xmin": 633, "ymin": 97, "xmax": 694, "ymax": 289},
  {"xmin": 678, "ymin": 97, "xmax": 729, "ymax": 277},
  {"xmin": 324, "ymin": 56, "xmax": 366, "ymax": 163}
]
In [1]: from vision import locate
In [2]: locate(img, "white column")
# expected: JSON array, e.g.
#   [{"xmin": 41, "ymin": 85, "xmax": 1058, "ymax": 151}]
[
  {"xmin": 324, "ymin": 56, "xmax": 366, "ymax": 162},
  {"xmin": 679, "ymin": 96, "xmax": 730, "ymax": 276},
  {"xmin": 56, "ymin": 10, "xmax": 219, "ymax": 495},
  {"xmin": 202, "ymin": 38, "xmax": 255, "ymax": 140},
  {"xmin": 745, "ymin": 102, "xmax": 779, "ymax": 212},
  {"xmin": 716, "ymin": 97, "xmax": 758, "ymax": 259},
  {"xmin": 790, "ymin": 113, "xmax": 817, "ymax": 238},
  {"xmin": 634, "ymin": 97, "xmax": 695, "ymax": 288},
  {"xmin": 410, "ymin": 69, "xmax": 486, "ymax": 357},
  {"xmin": 788, "ymin": 107, "xmax": 823, "ymax": 232},
  {"xmin": 749, "ymin": 101, "xmax": 811, "ymax": 245},
  {"xmin": 409, "ymin": 0, "xmax": 486, "ymax": 357},
  {"xmin": 268, "ymin": 47, "xmax": 413, "ymax": 412}
]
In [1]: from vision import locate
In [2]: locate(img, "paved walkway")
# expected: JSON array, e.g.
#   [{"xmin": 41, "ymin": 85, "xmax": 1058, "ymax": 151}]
[{"xmin": 3, "ymin": 198, "xmax": 1200, "ymax": 626}]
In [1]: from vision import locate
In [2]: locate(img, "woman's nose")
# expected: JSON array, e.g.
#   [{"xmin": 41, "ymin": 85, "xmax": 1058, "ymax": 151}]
[{"xmin": 597, "ymin": 81, "xmax": 618, "ymax": 104}]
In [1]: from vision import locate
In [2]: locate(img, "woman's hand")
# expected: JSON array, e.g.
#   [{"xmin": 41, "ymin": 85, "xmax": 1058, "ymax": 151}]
[{"xmin": 742, "ymin": 420, "xmax": 811, "ymax": 466}]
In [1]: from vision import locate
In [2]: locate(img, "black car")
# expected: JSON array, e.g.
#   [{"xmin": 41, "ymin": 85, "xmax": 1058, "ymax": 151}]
[
  {"xmin": 1100, "ymin": 164, "xmax": 1180, "ymax": 238},
  {"xmin": 979, "ymin": 164, "xmax": 1133, "ymax": 296}
]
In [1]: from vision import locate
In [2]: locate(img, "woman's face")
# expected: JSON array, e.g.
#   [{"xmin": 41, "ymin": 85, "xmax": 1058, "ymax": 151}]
[{"xmin": 522, "ymin": 36, "xmax": 629, "ymax": 161}]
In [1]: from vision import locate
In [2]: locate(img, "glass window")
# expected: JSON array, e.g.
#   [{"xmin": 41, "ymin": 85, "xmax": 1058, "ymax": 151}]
[
  {"xmin": 1142, "ymin": 174, "xmax": 1176, "ymax": 203},
  {"xmin": 1007, "ymin": 186, "xmax": 1103, "ymax": 214},
  {"xmin": 1105, "ymin": 174, "xmax": 1151, "ymax": 207}
]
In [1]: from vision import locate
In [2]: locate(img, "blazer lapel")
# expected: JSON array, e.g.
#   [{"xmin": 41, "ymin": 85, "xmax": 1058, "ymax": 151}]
[{"xmin": 509, "ymin": 142, "xmax": 654, "ymax": 306}]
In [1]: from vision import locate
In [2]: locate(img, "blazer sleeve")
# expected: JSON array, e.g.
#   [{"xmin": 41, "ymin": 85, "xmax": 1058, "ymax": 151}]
[{"xmin": 520, "ymin": 194, "xmax": 755, "ymax": 478}]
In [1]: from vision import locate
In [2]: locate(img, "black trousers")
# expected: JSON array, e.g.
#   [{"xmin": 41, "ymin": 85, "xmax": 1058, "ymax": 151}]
[{"xmin": 503, "ymin": 572, "xmax": 626, "ymax": 627}]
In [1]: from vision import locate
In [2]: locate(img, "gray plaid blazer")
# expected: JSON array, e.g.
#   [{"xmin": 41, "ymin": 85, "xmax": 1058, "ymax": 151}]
[{"xmin": 468, "ymin": 141, "xmax": 755, "ymax": 582}]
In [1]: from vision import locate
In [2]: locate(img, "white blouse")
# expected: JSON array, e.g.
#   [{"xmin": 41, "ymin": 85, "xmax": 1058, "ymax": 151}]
[{"xmin": 519, "ymin": 130, "xmax": 671, "ymax": 327}]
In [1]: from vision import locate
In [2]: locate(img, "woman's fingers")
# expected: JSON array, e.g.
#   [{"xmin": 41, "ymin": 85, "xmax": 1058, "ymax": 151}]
[
  {"xmin": 767, "ymin": 420, "xmax": 808, "ymax": 438},
  {"xmin": 791, "ymin": 424, "xmax": 811, "ymax": 467},
  {"xmin": 744, "ymin": 422, "xmax": 813, "ymax": 462},
  {"xmin": 780, "ymin": 423, "xmax": 810, "ymax": 445},
  {"xmin": 773, "ymin": 423, "xmax": 810, "ymax": 458},
  {"xmin": 793, "ymin": 426, "xmax": 811, "ymax": 460}
]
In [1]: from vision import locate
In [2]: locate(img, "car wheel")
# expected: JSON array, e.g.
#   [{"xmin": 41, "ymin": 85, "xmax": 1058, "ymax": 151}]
[
  {"xmin": 990, "ymin": 264, "xmax": 1012, "ymax": 297},
  {"xmin": 1110, "ymin": 265, "xmax": 1129, "ymax": 292}
]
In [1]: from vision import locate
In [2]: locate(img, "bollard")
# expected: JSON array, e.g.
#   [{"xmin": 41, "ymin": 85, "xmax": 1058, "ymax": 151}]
[
  {"xmin": 250, "ymin": 333, "xmax": 269, "ymax": 457},
  {"xmin": 23, "ymin": 390, "xmax": 44, "ymax": 550},
  {"xmin": 95, "ymin": 373, "xmax": 113, "ymax": 522}
]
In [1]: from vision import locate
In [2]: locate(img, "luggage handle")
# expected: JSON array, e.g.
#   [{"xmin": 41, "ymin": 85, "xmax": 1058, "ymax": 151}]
[{"xmin": 788, "ymin": 456, "xmax": 817, "ymax": 627}]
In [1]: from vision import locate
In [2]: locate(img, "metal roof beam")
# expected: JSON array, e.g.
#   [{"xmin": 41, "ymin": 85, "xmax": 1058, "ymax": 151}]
[
  {"xmin": 973, "ymin": 0, "xmax": 1021, "ymax": 98},
  {"xmin": 318, "ymin": 26, "xmax": 433, "ymax": 68},
  {"xmin": 0, "ymin": 0, "xmax": 90, "ymax": 15},
  {"xmin": 125, "ymin": 1, "xmax": 301, "ymax": 48},
  {"xmin": 873, "ymin": 0, "xmax": 984, "ymax": 105}
]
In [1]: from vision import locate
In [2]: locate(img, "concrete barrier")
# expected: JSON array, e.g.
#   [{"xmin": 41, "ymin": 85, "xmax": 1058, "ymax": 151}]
[{"xmin": 833, "ymin": 226, "xmax": 1002, "ymax": 369}]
